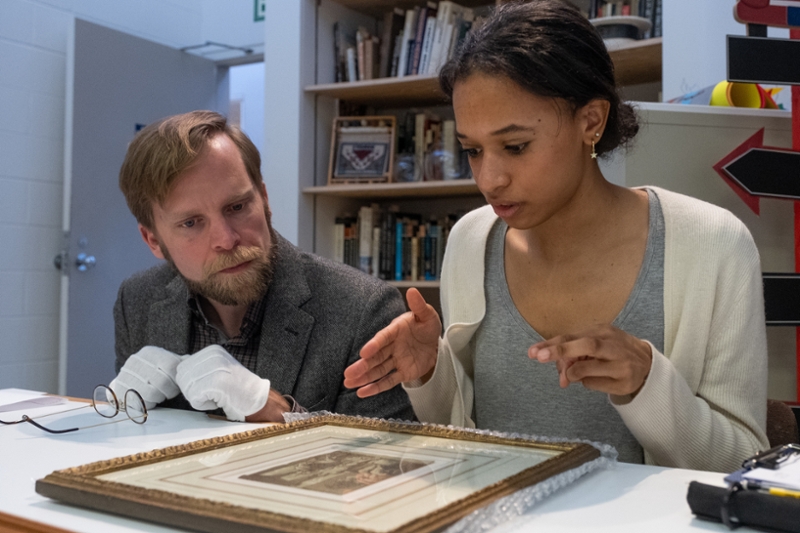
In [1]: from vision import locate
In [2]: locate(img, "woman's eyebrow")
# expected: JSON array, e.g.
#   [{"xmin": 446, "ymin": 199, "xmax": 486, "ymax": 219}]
[{"xmin": 457, "ymin": 124, "xmax": 536, "ymax": 139}]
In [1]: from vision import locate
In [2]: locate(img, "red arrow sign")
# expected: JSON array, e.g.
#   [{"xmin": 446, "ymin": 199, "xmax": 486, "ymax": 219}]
[
  {"xmin": 714, "ymin": 128, "xmax": 770, "ymax": 214},
  {"xmin": 735, "ymin": 0, "xmax": 800, "ymax": 28}
]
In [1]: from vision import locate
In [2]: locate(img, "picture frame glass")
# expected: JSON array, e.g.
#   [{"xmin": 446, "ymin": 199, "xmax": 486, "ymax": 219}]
[{"xmin": 99, "ymin": 425, "xmax": 557, "ymax": 531}]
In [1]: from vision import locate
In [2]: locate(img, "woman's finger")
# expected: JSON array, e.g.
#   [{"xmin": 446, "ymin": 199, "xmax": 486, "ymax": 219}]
[
  {"xmin": 359, "ymin": 319, "xmax": 405, "ymax": 359},
  {"xmin": 406, "ymin": 288, "xmax": 432, "ymax": 319},
  {"xmin": 356, "ymin": 370, "xmax": 403, "ymax": 398},
  {"xmin": 532, "ymin": 336, "xmax": 603, "ymax": 363}
]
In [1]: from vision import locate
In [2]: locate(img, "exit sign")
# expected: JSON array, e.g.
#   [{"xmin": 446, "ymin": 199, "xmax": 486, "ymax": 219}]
[{"xmin": 254, "ymin": 0, "xmax": 265, "ymax": 22}]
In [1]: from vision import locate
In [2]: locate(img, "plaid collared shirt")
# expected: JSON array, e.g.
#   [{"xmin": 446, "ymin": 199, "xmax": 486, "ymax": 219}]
[{"xmin": 187, "ymin": 294, "xmax": 268, "ymax": 373}]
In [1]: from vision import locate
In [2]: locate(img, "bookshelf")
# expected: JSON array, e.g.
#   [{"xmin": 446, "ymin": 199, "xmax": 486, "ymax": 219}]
[
  {"xmin": 304, "ymin": 179, "xmax": 479, "ymax": 198},
  {"xmin": 263, "ymin": 0, "xmax": 663, "ymax": 292},
  {"xmin": 306, "ymin": 37, "xmax": 662, "ymax": 106}
]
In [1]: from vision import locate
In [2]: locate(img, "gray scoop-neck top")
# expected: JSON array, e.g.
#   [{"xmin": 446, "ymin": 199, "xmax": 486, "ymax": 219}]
[{"xmin": 473, "ymin": 189, "xmax": 665, "ymax": 463}]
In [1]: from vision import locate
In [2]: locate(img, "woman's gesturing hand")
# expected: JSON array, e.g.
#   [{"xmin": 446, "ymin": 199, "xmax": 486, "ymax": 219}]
[
  {"xmin": 344, "ymin": 288, "xmax": 442, "ymax": 398},
  {"xmin": 529, "ymin": 325, "xmax": 653, "ymax": 397}
]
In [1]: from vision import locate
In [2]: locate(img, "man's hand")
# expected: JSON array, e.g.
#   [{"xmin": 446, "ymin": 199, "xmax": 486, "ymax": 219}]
[
  {"xmin": 528, "ymin": 325, "xmax": 653, "ymax": 397},
  {"xmin": 344, "ymin": 288, "xmax": 441, "ymax": 398},
  {"xmin": 175, "ymin": 345, "xmax": 276, "ymax": 422},
  {"xmin": 244, "ymin": 390, "xmax": 292, "ymax": 422},
  {"xmin": 110, "ymin": 346, "xmax": 188, "ymax": 409}
]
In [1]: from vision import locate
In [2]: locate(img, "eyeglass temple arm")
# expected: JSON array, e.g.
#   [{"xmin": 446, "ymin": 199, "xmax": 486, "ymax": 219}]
[
  {"xmin": 21, "ymin": 415, "xmax": 79, "ymax": 434},
  {"xmin": 0, "ymin": 404, "xmax": 90, "ymax": 425}
]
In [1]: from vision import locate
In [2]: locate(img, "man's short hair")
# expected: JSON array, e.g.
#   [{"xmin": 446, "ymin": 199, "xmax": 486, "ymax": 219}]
[{"xmin": 119, "ymin": 110, "xmax": 262, "ymax": 229}]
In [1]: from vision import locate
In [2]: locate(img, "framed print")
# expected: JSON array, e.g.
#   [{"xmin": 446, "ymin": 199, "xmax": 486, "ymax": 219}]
[
  {"xmin": 328, "ymin": 116, "xmax": 396, "ymax": 184},
  {"xmin": 35, "ymin": 415, "xmax": 599, "ymax": 533}
]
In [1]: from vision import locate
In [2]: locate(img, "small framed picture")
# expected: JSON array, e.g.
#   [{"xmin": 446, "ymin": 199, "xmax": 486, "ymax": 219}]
[{"xmin": 329, "ymin": 116, "xmax": 396, "ymax": 184}]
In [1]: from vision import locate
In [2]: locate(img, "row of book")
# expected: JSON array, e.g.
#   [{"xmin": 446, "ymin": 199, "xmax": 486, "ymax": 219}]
[
  {"xmin": 333, "ymin": 1, "xmax": 480, "ymax": 83},
  {"xmin": 333, "ymin": 205, "xmax": 464, "ymax": 282},
  {"xmin": 588, "ymin": 0, "xmax": 662, "ymax": 38}
]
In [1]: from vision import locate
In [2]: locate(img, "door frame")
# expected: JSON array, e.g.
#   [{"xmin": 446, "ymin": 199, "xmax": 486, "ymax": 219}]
[{"xmin": 57, "ymin": 18, "xmax": 263, "ymax": 394}]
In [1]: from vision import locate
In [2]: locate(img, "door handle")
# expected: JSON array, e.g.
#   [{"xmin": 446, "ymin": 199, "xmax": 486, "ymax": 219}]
[{"xmin": 75, "ymin": 253, "xmax": 96, "ymax": 272}]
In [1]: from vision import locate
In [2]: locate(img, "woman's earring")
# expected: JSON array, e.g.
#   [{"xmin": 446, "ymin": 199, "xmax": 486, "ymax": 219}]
[{"xmin": 590, "ymin": 132, "xmax": 600, "ymax": 160}]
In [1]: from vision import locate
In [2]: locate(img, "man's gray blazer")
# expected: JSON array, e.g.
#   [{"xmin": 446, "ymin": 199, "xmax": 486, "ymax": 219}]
[{"xmin": 113, "ymin": 233, "xmax": 415, "ymax": 421}]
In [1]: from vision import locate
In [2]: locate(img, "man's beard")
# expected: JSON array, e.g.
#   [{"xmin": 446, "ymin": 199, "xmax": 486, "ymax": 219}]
[{"xmin": 162, "ymin": 219, "xmax": 277, "ymax": 307}]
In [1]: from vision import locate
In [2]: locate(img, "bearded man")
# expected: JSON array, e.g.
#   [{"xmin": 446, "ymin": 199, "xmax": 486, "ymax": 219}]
[{"xmin": 111, "ymin": 110, "xmax": 414, "ymax": 423}]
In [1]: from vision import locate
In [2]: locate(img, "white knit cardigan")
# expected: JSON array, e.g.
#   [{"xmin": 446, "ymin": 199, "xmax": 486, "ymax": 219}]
[{"xmin": 404, "ymin": 187, "xmax": 769, "ymax": 472}]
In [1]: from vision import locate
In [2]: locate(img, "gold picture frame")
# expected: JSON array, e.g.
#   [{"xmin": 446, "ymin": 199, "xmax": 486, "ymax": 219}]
[{"xmin": 35, "ymin": 415, "xmax": 599, "ymax": 533}]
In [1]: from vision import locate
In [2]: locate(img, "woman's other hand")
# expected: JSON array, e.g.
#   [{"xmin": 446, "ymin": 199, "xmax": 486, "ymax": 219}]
[{"xmin": 529, "ymin": 325, "xmax": 652, "ymax": 397}]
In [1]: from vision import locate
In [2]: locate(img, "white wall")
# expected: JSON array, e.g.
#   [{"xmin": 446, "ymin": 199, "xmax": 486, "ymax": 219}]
[
  {"xmin": 0, "ymin": 0, "xmax": 263, "ymax": 393},
  {"xmin": 230, "ymin": 63, "xmax": 266, "ymax": 159},
  {"xmin": 663, "ymin": 0, "xmax": 791, "ymax": 109}
]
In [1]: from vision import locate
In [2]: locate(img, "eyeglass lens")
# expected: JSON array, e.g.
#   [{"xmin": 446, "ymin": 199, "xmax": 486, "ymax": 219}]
[
  {"xmin": 92, "ymin": 385, "xmax": 147, "ymax": 424},
  {"xmin": 124, "ymin": 389, "xmax": 147, "ymax": 425},
  {"xmin": 92, "ymin": 385, "xmax": 119, "ymax": 418}
]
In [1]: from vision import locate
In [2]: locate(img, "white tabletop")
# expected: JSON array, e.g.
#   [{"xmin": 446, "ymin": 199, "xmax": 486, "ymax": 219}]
[{"xmin": 0, "ymin": 389, "xmax": 748, "ymax": 533}]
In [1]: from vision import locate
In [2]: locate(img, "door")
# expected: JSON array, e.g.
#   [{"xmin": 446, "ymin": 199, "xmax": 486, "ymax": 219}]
[{"xmin": 60, "ymin": 19, "xmax": 228, "ymax": 396}]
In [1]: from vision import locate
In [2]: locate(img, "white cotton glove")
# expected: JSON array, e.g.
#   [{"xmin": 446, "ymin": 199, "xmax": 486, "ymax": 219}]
[
  {"xmin": 175, "ymin": 345, "xmax": 271, "ymax": 422},
  {"xmin": 110, "ymin": 346, "xmax": 188, "ymax": 409}
]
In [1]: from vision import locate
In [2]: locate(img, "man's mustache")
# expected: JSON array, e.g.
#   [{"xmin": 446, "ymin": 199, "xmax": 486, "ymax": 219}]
[{"xmin": 204, "ymin": 246, "xmax": 265, "ymax": 277}]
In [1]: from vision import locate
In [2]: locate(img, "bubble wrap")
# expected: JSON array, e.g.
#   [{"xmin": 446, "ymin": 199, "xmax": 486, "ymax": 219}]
[{"xmin": 283, "ymin": 411, "xmax": 618, "ymax": 533}]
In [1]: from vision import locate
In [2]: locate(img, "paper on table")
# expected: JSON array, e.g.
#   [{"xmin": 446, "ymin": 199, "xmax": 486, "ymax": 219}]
[
  {"xmin": 0, "ymin": 389, "xmax": 46, "ymax": 408},
  {"xmin": 0, "ymin": 396, "xmax": 67, "ymax": 413},
  {"xmin": 743, "ymin": 454, "xmax": 800, "ymax": 490}
]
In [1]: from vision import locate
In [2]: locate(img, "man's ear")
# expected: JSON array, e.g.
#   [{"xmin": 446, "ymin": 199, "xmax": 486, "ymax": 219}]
[{"xmin": 139, "ymin": 224, "xmax": 165, "ymax": 260}]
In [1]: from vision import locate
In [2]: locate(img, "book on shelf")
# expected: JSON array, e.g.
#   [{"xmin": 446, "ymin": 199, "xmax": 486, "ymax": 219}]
[
  {"xmin": 338, "ymin": 216, "xmax": 358, "ymax": 270},
  {"xmin": 409, "ymin": 2, "xmax": 437, "ymax": 76},
  {"xmin": 334, "ymin": 216, "xmax": 345, "ymax": 263},
  {"xmin": 369, "ymin": 35, "xmax": 380, "ymax": 79},
  {"xmin": 395, "ymin": 216, "xmax": 403, "ymax": 281},
  {"xmin": 371, "ymin": 225, "xmax": 381, "ymax": 279},
  {"xmin": 358, "ymin": 205, "xmax": 374, "ymax": 274},
  {"xmin": 425, "ymin": 1, "xmax": 451, "ymax": 76},
  {"xmin": 379, "ymin": 8, "xmax": 405, "ymax": 79},
  {"xmin": 651, "ymin": 0, "xmax": 661, "ymax": 38},
  {"xmin": 333, "ymin": 22, "xmax": 345, "ymax": 83},
  {"xmin": 417, "ymin": 6, "xmax": 439, "ymax": 76},
  {"xmin": 356, "ymin": 29, "xmax": 366, "ymax": 81},
  {"xmin": 397, "ymin": 6, "xmax": 420, "ymax": 79},
  {"xmin": 410, "ymin": 224, "xmax": 421, "ymax": 281},
  {"xmin": 390, "ymin": 30, "xmax": 404, "ymax": 77},
  {"xmin": 346, "ymin": 47, "xmax": 357, "ymax": 84}
]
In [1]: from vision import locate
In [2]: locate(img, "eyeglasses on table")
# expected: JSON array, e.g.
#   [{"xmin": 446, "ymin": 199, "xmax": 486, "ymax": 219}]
[{"xmin": 0, "ymin": 385, "xmax": 147, "ymax": 434}]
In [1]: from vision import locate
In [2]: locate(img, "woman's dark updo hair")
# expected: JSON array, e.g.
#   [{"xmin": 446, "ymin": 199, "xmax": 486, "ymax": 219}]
[{"xmin": 439, "ymin": 0, "xmax": 639, "ymax": 157}]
